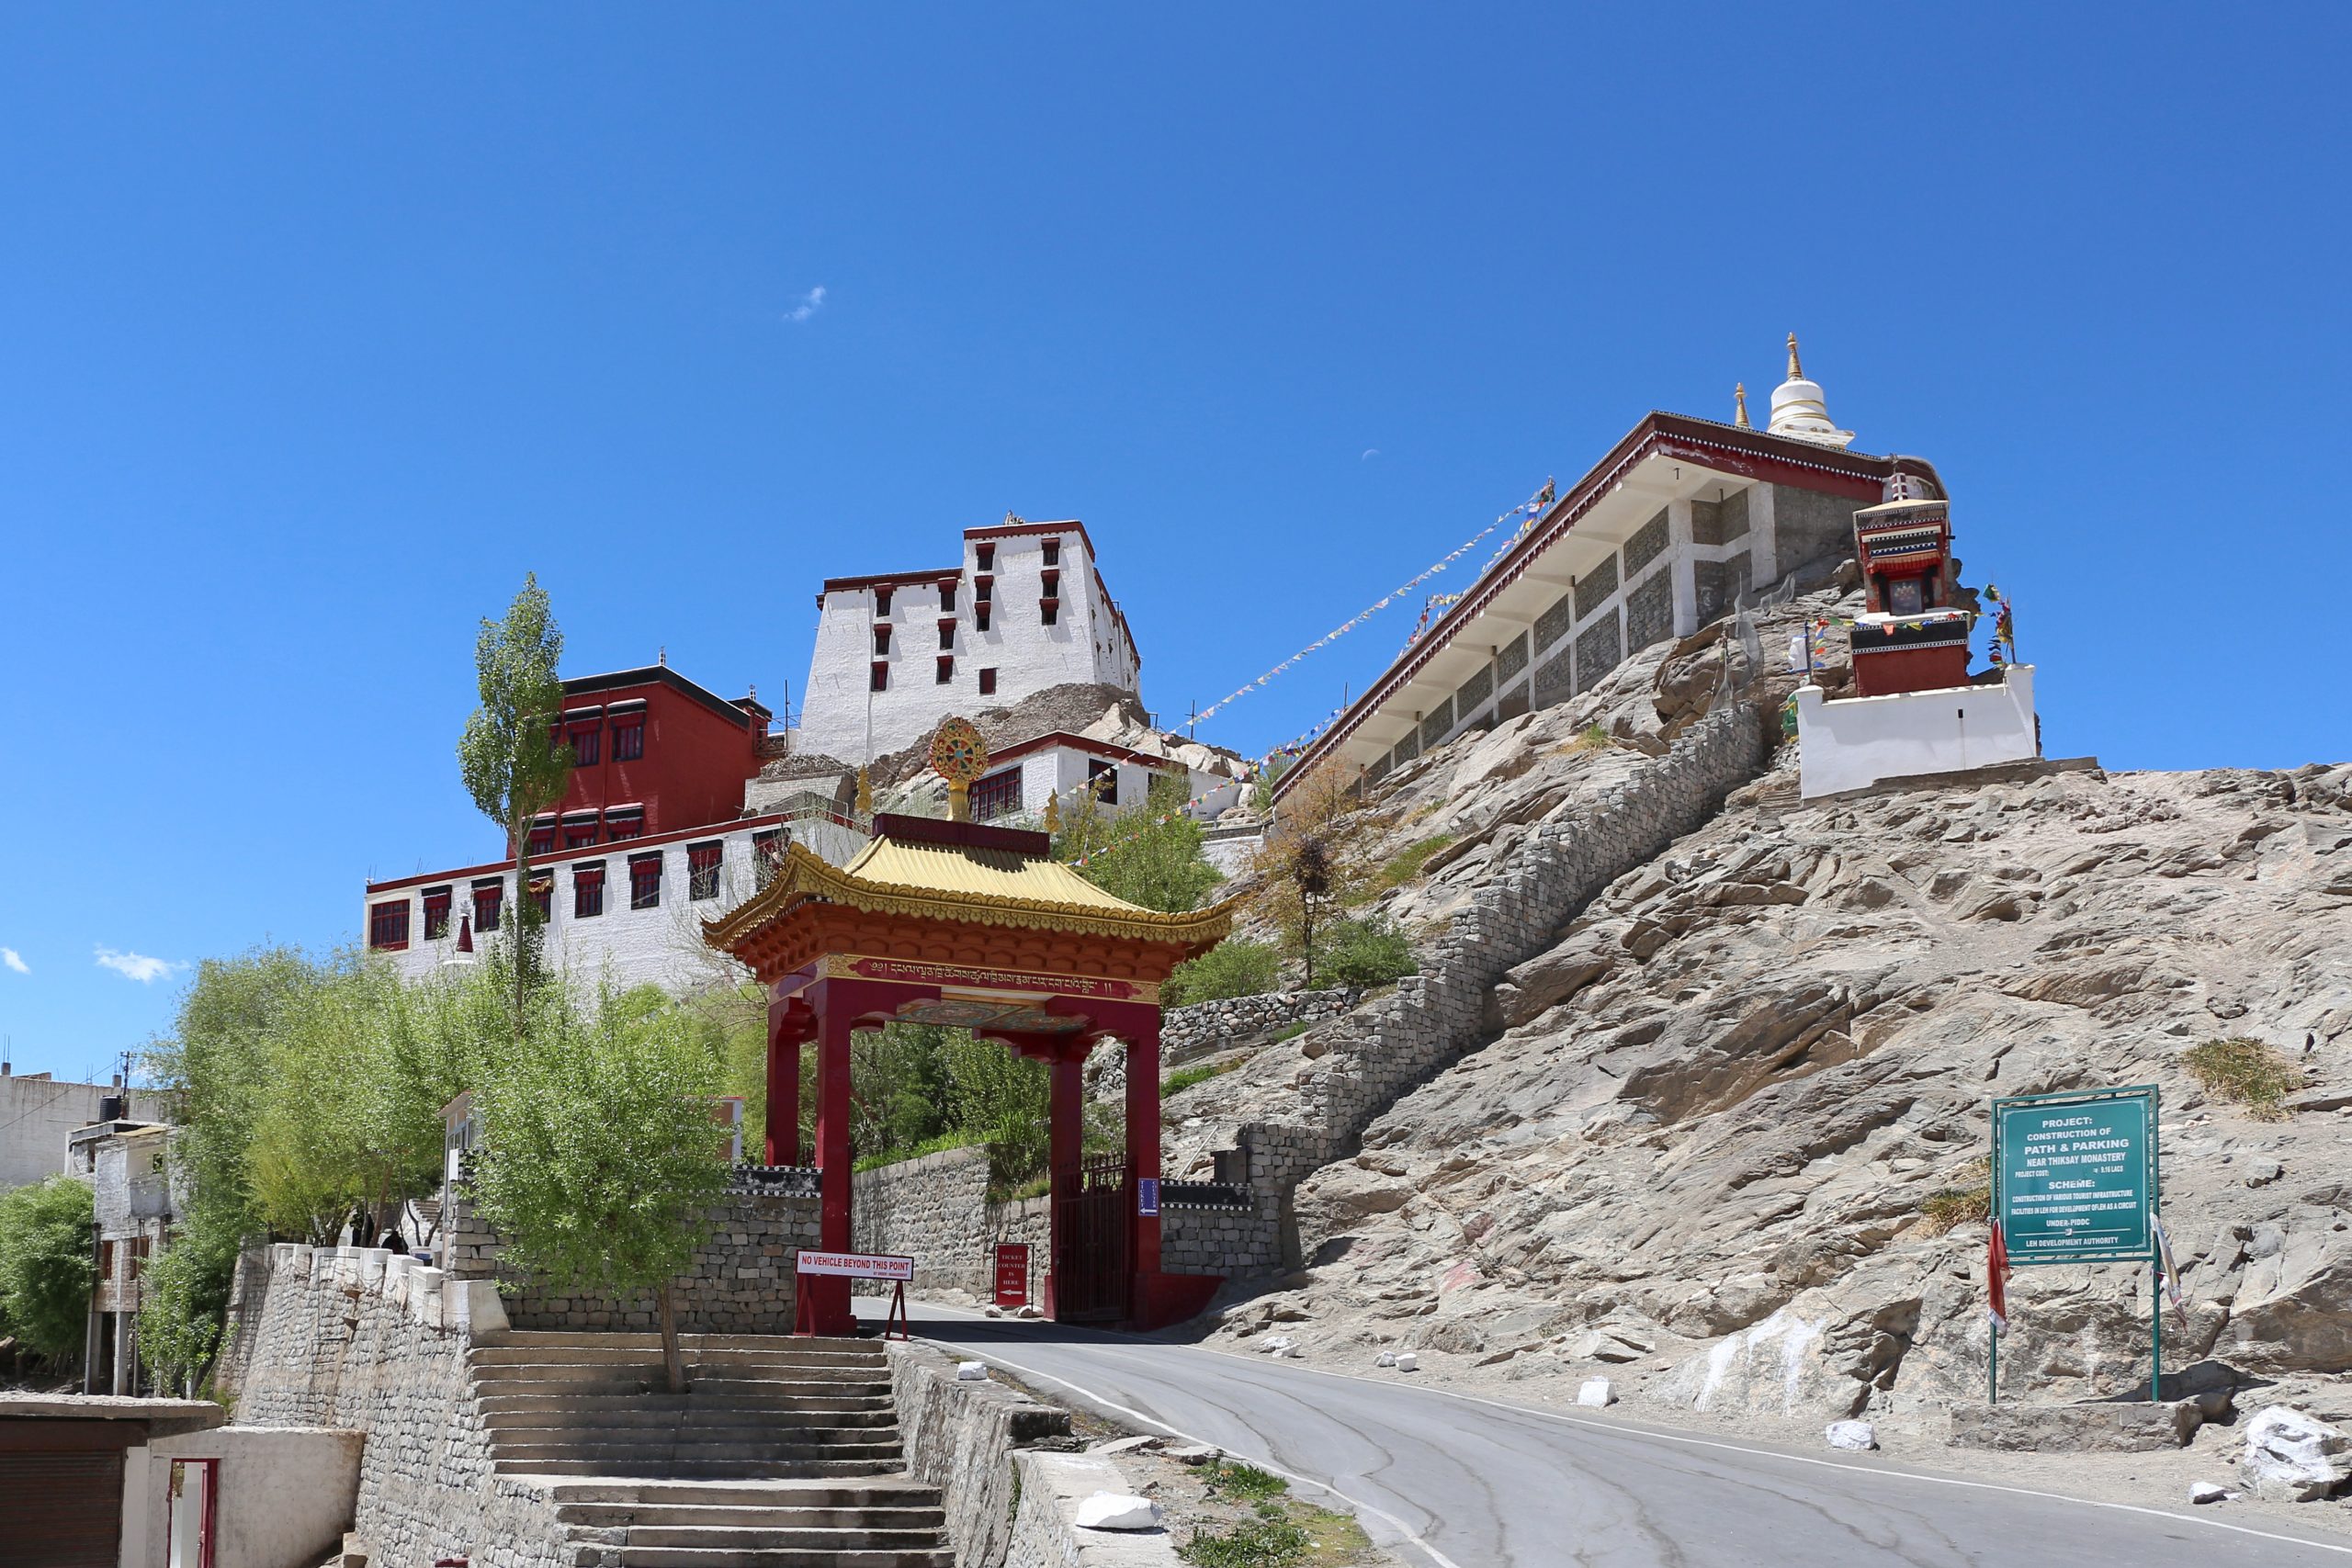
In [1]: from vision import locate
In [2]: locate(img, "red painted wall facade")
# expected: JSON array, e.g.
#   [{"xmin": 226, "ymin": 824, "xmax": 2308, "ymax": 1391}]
[{"xmin": 538, "ymin": 667, "xmax": 767, "ymax": 847}]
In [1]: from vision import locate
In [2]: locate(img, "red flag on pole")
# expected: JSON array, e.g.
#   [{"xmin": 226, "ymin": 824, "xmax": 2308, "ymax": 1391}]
[{"xmin": 1987, "ymin": 1218, "xmax": 2012, "ymax": 1331}]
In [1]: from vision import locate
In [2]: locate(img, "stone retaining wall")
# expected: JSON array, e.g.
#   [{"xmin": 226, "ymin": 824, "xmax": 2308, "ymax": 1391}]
[
  {"xmin": 213, "ymin": 1244, "xmax": 575, "ymax": 1568},
  {"xmin": 1006, "ymin": 1450, "xmax": 1183, "ymax": 1568},
  {"xmin": 854, "ymin": 1145, "xmax": 993, "ymax": 1296},
  {"xmin": 1160, "ymin": 988, "xmax": 1366, "ymax": 1060},
  {"xmin": 888, "ymin": 1341, "xmax": 1072, "ymax": 1567},
  {"xmin": 444, "ymin": 1190, "xmax": 819, "ymax": 1332}
]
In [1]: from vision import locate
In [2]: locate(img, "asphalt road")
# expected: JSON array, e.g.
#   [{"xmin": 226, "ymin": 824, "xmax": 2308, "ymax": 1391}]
[{"xmin": 871, "ymin": 1302, "xmax": 2352, "ymax": 1568}]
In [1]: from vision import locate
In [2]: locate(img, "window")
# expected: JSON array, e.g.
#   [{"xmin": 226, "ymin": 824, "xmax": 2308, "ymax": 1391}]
[
  {"xmin": 936, "ymin": 656, "xmax": 954, "ymax": 684},
  {"xmin": 870, "ymin": 660, "xmax": 888, "ymax": 693},
  {"xmin": 752, "ymin": 829, "xmax": 786, "ymax": 890},
  {"xmin": 1088, "ymin": 759, "xmax": 1119, "ymax": 806},
  {"xmin": 938, "ymin": 580, "xmax": 957, "ymax": 614},
  {"xmin": 1040, "ymin": 599, "xmax": 1059, "ymax": 626},
  {"xmin": 873, "ymin": 625, "xmax": 891, "ymax": 656},
  {"xmin": 422, "ymin": 886, "xmax": 453, "ymax": 941},
  {"xmin": 1042, "ymin": 539, "xmax": 1060, "ymax": 567},
  {"xmin": 472, "ymin": 878, "xmax": 504, "ymax": 933},
  {"xmin": 369, "ymin": 900, "xmax": 411, "ymax": 951},
  {"xmin": 605, "ymin": 813, "xmax": 643, "ymax": 842},
  {"xmin": 564, "ymin": 824, "xmax": 597, "ymax": 851},
  {"xmin": 975, "ymin": 542, "xmax": 994, "ymax": 571},
  {"xmin": 874, "ymin": 586, "xmax": 894, "ymax": 615},
  {"xmin": 527, "ymin": 823, "xmax": 556, "ymax": 857},
  {"xmin": 972, "ymin": 768, "xmax": 1022, "ymax": 821},
  {"xmin": 528, "ymin": 874, "xmax": 552, "ymax": 919},
  {"xmin": 613, "ymin": 719, "xmax": 645, "ymax": 761},
  {"xmin": 1040, "ymin": 569, "xmax": 1061, "ymax": 596},
  {"xmin": 938, "ymin": 618, "xmax": 956, "ymax": 650},
  {"xmin": 687, "ymin": 841, "xmax": 723, "ymax": 900},
  {"xmin": 975, "ymin": 604, "xmax": 991, "ymax": 632},
  {"xmin": 100, "ymin": 1240, "xmax": 113, "ymax": 1280},
  {"xmin": 629, "ymin": 853, "xmax": 662, "ymax": 910},
  {"xmin": 569, "ymin": 726, "xmax": 601, "ymax": 766},
  {"xmin": 573, "ymin": 863, "xmax": 605, "ymax": 919},
  {"xmin": 978, "ymin": 667, "xmax": 998, "ymax": 696},
  {"xmin": 974, "ymin": 574, "xmax": 992, "ymax": 604}
]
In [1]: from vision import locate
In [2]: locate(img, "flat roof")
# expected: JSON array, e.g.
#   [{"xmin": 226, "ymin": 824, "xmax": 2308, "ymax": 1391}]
[{"xmin": 563, "ymin": 666, "xmax": 758, "ymax": 729}]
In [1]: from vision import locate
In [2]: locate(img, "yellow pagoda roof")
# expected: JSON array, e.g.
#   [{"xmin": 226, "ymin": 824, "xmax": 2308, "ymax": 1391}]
[{"xmin": 702, "ymin": 818, "xmax": 1237, "ymax": 953}]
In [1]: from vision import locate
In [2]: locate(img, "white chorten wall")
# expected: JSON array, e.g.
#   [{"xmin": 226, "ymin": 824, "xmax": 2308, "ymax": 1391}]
[
  {"xmin": 1794, "ymin": 665, "xmax": 2039, "ymax": 799},
  {"xmin": 798, "ymin": 524, "xmax": 1141, "ymax": 765}
]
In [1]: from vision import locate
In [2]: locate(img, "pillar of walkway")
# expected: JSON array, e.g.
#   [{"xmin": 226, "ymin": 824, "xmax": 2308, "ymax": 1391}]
[
  {"xmin": 764, "ymin": 990, "xmax": 808, "ymax": 1167},
  {"xmin": 1123, "ymin": 1014, "xmax": 1163, "ymax": 1285},
  {"xmin": 1043, "ymin": 1046, "xmax": 1087, "ymax": 1320},
  {"xmin": 802, "ymin": 998, "xmax": 860, "ymax": 1336}
]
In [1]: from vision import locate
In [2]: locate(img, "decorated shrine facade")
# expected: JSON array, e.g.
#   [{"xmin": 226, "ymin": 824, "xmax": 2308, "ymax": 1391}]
[
  {"xmin": 1846, "ymin": 493, "xmax": 1972, "ymax": 697},
  {"xmin": 704, "ymin": 739, "xmax": 1236, "ymax": 1333}
]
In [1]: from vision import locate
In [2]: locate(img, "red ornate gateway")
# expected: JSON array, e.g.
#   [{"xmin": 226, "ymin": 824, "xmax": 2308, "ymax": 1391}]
[{"xmin": 702, "ymin": 722, "xmax": 1235, "ymax": 1336}]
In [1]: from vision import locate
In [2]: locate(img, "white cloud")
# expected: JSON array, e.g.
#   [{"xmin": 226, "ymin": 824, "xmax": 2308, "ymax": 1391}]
[
  {"xmin": 1, "ymin": 948, "xmax": 25, "ymax": 975},
  {"xmin": 95, "ymin": 946, "xmax": 185, "ymax": 984},
  {"xmin": 785, "ymin": 285, "xmax": 827, "ymax": 323}
]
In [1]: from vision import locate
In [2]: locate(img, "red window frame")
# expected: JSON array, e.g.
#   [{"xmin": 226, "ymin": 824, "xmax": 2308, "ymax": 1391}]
[
  {"xmin": 972, "ymin": 768, "xmax": 1022, "ymax": 821},
  {"xmin": 472, "ymin": 879, "xmax": 504, "ymax": 933},
  {"xmin": 613, "ymin": 719, "xmax": 645, "ymax": 761},
  {"xmin": 422, "ymin": 886, "xmax": 453, "ymax": 941},
  {"xmin": 874, "ymin": 586, "xmax": 894, "ymax": 615},
  {"xmin": 687, "ymin": 841, "xmax": 723, "ymax": 900},
  {"xmin": 975, "ymin": 604, "xmax": 991, "ymax": 632},
  {"xmin": 527, "ymin": 826, "xmax": 556, "ymax": 857},
  {"xmin": 573, "ymin": 863, "xmax": 605, "ymax": 919},
  {"xmin": 870, "ymin": 660, "xmax": 888, "ymax": 692},
  {"xmin": 629, "ymin": 853, "xmax": 662, "ymax": 910},
  {"xmin": 873, "ymin": 624, "xmax": 891, "ymax": 656},
  {"xmin": 369, "ymin": 900, "xmax": 411, "ymax": 952},
  {"xmin": 974, "ymin": 574, "xmax": 993, "ymax": 604},
  {"xmin": 938, "ymin": 580, "xmax": 958, "ymax": 613},
  {"xmin": 564, "ymin": 825, "xmax": 597, "ymax": 851},
  {"xmin": 569, "ymin": 725, "xmax": 601, "ymax": 765},
  {"xmin": 975, "ymin": 543, "xmax": 994, "ymax": 571},
  {"xmin": 936, "ymin": 656, "xmax": 954, "ymax": 684},
  {"xmin": 528, "ymin": 874, "xmax": 552, "ymax": 919},
  {"xmin": 937, "ymin": 617, "xmax": 956, "ymax": 650},
  {"xmin": 978, "ymin": 667, "xmax": 998, "ymax": 696},
  {"xmin": 605, "ymin": 814, "xmax": 643, "ymax": 842},
  {"xmin": 1042, "ymin": 539, "xmax": 1060, "ymax": 567},
  {"xmin": 1039, "ymin": 598, "xmax": 1059, "ymax": 626},
  {"xmin": 1040, "ymin": 569, "xmax": 1061, "ymax": 596}
]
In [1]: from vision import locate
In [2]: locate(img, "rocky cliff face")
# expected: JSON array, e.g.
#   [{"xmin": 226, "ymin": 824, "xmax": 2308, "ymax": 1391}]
[{"xmin": 1185, "ymin": 655, "xmax": 2352, "ymax": 1429}]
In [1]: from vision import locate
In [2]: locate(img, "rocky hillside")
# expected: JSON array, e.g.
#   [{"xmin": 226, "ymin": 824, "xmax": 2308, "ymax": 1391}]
[{"xmin": 1171, "ymin": 622, "xmax": 2352, "ymax": 1434}]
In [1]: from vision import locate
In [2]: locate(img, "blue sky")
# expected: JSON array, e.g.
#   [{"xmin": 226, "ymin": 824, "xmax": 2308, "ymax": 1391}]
[{"xmin": 4, "ymin": 6, "xmax": 2347, "ymax": 1078}]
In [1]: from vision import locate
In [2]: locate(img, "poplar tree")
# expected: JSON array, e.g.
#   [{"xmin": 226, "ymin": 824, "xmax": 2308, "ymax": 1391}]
[{"xmin": 458, "ymin": 574, "xmax": 573, "ymax": 1021}]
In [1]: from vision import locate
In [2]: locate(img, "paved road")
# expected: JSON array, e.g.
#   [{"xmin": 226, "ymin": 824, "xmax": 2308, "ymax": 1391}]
[{"xmin": 871, "ymin": 1302, "xmax": 2352, "ymax": 1568}]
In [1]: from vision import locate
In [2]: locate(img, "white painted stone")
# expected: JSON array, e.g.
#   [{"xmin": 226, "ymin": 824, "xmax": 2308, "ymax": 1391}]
[
  {"xmin": 1577, "ymin": 1378, "xmax": 1615, "ymax": 1408},
  {"xmin": 1260, "ymin": 1336, "xmax": 1294, "ymax": 1355},
  {"xmin": 2242, "ymin": 1406, "xmax": 2352, "ymax": 1501},
  {"xmin": 1375, "ymin": 1350, "xmax": 1397, "ymax": 1368},
  {"xmin": 1394, "ymin": 1352, "xmax": 1419, "ymax": 1372},
  {"xmin": 2189, "ymin": 1480, "xmax": 2233, "ymax": 1504},
  {"xmin": 1793, "ymin": 668, "xmax": 2039, "ymax": 800},
  {"xmin": 1825, "ymin": 1420, "xmax": 1877, "ymax": 1451},
  {"xmin": 956, "ymin": 1360, "xmax": 990, "ymax": 1381},
  {"xmin": 1074, "ymin": 1493, "xmax": 1163, "ymax": 1531}
]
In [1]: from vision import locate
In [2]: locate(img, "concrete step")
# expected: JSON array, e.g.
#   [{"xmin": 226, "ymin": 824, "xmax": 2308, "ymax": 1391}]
[
  {"xmin": 557, "ymin": 1504, "xmax": 944, "ymax": 1531},
  {"xmin": 624, "ymin": 1526, "xmax": 946, "ymax": 1551},
  {"xmin": 482, "ymin": 1332, "xmax": 876, "ymax": 1355},
  {"xmin": 538, "ymin": 1479, "xmax": 941, "ymax": 1508},
  {"xmin": 471, "ymin": 1368, "xmax": 893, "ymax": 1395},
  {"xmin": 471, "ymin": 1345, "xmax": 883, "ymax": 1371},
  {"xmin": 480, "ymin": 1410, "xmax": 898, "ymax": 1438},
  {"xmin": 612, "ymin": 1550, "xmax": 951, "ymax": 1568},
  {"xmin": 486, "ymin": 1438, "xmax": 898, "ymax": 1457},
  {"xmin": 501, "ymin": 1459, "xmax": 905, "ymax": 1480},
  {"xmin": 479, "ymin": 1392, "xmax": 892, "ymax": 1416}
]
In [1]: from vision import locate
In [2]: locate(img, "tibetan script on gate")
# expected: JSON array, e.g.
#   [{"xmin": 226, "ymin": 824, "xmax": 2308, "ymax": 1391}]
[{"xmin": 822, "ymin": 953, "xmax": 1158, "ymax": 1003}]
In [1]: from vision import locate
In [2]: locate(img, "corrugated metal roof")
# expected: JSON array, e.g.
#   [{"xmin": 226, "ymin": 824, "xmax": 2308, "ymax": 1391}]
[{"xmin": 841, "ymin": 835, "xmax": 1158, "ymax": 915}]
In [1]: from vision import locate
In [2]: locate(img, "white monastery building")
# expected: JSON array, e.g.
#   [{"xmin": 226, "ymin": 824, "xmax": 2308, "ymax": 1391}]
[{"xmin": 797, "ymin": 517, "xmax": 1141, "ymax": 765}]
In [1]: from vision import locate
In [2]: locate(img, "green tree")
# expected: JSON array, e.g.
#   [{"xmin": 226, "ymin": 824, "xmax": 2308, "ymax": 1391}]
[
  {"xmin": 458, "ymin": 573, "xmax": 573, "ymax": 1021},
  {"xmin": 135, "ymin": 1203, "xmax": 243, "ymax": 1393},
  {"xmin": 1058, "ymin": 774, "xmax": 1224, "ymax": 914},
  {"xmin": 469, "ymin": 985, "xmax": 729, "ymax": 1392},
  {"xmin": 1163, "ymin": 939, "xmax": 1281, "ymax": 1007},
  {"xmin": 936, "ymin": 1032, "xmax": 1051, "ymax": 1192},
  {"xmin": 1249, "ymin": 761, "xmax": 1373, "ymax": 989},
  {"xmin": 0, "ymin": 1177, "xmax": 96, "ymax": 1365},
  {"xmin": 1312, "ymin": 914, "xmax": 1419, "ymax": 990}
]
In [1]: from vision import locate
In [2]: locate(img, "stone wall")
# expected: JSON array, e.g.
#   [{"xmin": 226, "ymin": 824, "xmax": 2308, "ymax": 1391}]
[
  {"xmin": 1005, "ymin": 1450, "xmax": 1183, "ymax": 1568},
  {"xmin": 854, "ymin": 1145, "xmax": 993, "ymax": 1296},
  {"xmin": 444, "ymin": 1190, "xmax": 819, "ymax": 1333},
  {"xmin": 1159, "ymin": 988, "xmax": 1366, "ymax": 1061},
  {"xmin": 1205, "ymin": 701, "xmax": 1774, "ymax": 1269},
  {"xmin": 888, "ymin": 1341, "xmax": 1071, "ymax": 1568},
  {"xmin": 213, "ymin": 1244, "xmax": 576, "ymax": 1568}
]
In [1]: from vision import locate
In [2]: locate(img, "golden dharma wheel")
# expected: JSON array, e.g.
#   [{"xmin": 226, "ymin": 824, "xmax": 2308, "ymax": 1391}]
[{"xmin": 929, "ymin": 717, "xmax": 989, "ymax": 784}]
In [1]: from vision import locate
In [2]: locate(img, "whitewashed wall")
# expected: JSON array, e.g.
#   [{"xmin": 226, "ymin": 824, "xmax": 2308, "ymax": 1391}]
[{"xmin": 1795, "ymin": 664, "xmax": 2038, "ymax": 798}]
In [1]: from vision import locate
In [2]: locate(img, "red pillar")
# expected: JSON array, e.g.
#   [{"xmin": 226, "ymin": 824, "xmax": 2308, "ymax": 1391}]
[
  {"xmin": 802, "ymin": 996, "xmax": 858, "ymax": 1337},
  {"xmin": 764, "ymin": 990, "xmax": 803, "ymax": 1167},
  {"xmin": 1043, "ymin": 1047, "xmax": 1086, "ymax": 1321},
  {"xmin": 1124, "ymin": 1015, "xmax": 1163, "ymax": 1284}
]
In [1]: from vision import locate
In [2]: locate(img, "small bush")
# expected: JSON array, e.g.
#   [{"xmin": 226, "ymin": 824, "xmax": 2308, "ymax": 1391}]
[
  {"xmin": 1374, "ymin": 833, "xmax": 1455, "ymax": 890},
  {"xmin": 1165, "ymin": 940, "xmax": 1281, "ymax": 1008},
  {"xmin": 1312, "ymin": 916, "xmax": 1418, "ymax": 990},
  {"xmin": 1271, "ymin": 1021, "xmax": 1308, "ymax": 1043},
  {"xmin": 2184, "ymin": 1037, "xmax": 2299, "ymax": 1121},
  {"xmin": 1917, "ymin": 1158, "xmax": 1991, "ymax": 1236},
  {"xmin": 1163, "ymin": 1059, "xmax": 1241, "ymax": 1097},
  {"xmin": 852, "ymin": 1129, "xmax": 983, "ymax": 1173},
  {"xmin": 1181, "ymin": 1517, "xmax": 1310, "ymax": 1568},
  {"xmin": 1204, "ymin": 1461, "xmax": 1288, "ymax": 1502}
]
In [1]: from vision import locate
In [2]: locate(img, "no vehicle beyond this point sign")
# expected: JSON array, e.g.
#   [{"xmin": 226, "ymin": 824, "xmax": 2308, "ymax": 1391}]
[{"xmin": 1994, "ymin": 1088, "xmax": 2155, "ymax": 1266}]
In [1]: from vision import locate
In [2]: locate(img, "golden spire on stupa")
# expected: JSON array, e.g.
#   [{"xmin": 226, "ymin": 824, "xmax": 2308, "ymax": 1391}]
[{"xmin": 1734, "ymin": 382, "xmax": 1751, "ymax": 428}]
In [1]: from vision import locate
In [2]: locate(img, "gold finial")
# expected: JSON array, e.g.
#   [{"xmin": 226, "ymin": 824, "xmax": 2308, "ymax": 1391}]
[
  {"xmin": 1734, "ymin": 382, "xmax": 1750, "ymax": 428},
  {"xmin": 1786, "ymin": 333, "xmax": 1804, "ymax": 381},
  {"xmin": 854, "ymin": 767, "xmax": 873, "ymax": 817},
  {"xmin": 1042, "ymin": 795, "xmax": 1060, "ymax": 834}
]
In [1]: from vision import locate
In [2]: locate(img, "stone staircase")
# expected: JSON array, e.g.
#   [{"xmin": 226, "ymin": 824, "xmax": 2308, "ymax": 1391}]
[{"xmin": 470, "ymin": 1331, "xmax": 953, "ymax": 1567}]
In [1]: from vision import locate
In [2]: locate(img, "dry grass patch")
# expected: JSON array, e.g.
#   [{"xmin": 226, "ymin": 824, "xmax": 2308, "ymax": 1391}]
[
  {"xmin": 2184, "ymin": 1036, "xmax": 2299, "ymax": 1121},
  {"xmin": 1917, "ymin": 1157, "xmax": 1991, "ymax": 1235}
]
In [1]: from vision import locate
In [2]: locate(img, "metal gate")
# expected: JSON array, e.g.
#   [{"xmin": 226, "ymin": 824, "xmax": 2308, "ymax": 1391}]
[{"xmin": 1051, "ymin": 1152, "xmax": 1131, "ymax": 1323}]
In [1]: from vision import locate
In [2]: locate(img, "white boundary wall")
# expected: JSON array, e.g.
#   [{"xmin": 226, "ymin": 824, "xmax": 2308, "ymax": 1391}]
[{"xmin": 1794, "ymin": 665, "xmax": 2038, "ymax": 799}]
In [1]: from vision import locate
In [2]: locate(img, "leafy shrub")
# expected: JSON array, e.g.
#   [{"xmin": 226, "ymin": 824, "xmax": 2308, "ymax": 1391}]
[
  {"xmin": 1312, "ymin": 916, "xmax": 1418, "ymax": 989},
  {"xmin": 1165, "ymin": 940, "xmax": 1281, "ymax": 1008},
  {"xmin": 137, "ymin": 1202, "xmax": 246, "ymax": 1390},
  {"xmin": 1204, "ymin": 1461, "xmax": 1288, "ymax": 1502},
  {"xmin": 0, "ymin": 1177, "xmax": 96, "ymax": 1364},
  {"xmin": 2183, "ymin": 1037, "xmax": 2299, "ymax": 1120}
]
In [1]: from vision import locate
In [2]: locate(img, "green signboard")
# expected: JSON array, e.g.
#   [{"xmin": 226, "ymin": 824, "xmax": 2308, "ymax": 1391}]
[{"xmin": 1992, "ymin": 1086, "xmax": 2158, "ymax": 1266}]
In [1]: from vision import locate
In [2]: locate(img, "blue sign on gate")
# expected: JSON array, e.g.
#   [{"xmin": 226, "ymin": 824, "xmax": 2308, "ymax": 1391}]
[{"xmin": 1137, "ymin": 1178, "xmax": 1159, "ymax": 1216}]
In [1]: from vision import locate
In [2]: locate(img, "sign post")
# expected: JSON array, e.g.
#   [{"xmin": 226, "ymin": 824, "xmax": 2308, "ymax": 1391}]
[
  {"xmin": 993, "ymin": 1243, "xmax": 1031, "ymax": 1311},
  {"xmin": 795, "ymin": 1249, "xmax": 916, "ymax": 1340},
  {"xmin": 1989, "ymin": 1085, "xmax": 2161, "ymax": 1402}
]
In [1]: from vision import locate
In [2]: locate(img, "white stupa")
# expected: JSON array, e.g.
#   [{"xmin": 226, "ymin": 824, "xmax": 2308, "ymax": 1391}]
[{"xmin": 1767, "ymin": 333, "xmax": 1856, "ymax": 449}]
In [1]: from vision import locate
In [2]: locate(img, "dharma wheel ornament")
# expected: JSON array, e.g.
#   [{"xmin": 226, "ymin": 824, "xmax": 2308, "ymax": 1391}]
[{"xmin": 930, "ymin": 717, "xmax": 989, "ymax": 821}]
